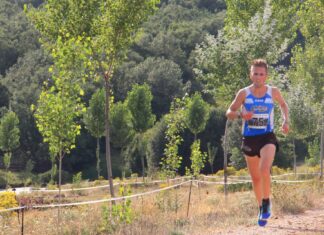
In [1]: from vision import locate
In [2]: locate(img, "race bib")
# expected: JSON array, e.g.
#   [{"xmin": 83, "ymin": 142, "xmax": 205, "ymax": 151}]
[{"xmin": 247, "ymin": 113, "xmax": 269, "ymax": 129}]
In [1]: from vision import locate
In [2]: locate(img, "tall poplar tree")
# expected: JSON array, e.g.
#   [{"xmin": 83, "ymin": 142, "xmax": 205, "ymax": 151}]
[{"xmin": 26, "ymin": 0, "xmax": 160, "ymax": 197}]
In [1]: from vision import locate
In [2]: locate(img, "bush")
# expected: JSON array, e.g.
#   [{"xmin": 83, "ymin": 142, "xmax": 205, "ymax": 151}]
[
  {"xmin": 37, "ymin": 169, "xmax": 72, "ymax": 185},
  {"xmin": 217, "ymin": 182, "xmax": 252, "ymax": 193},
  {"xmin": 0, "ymin": 192, "xmax": 18, "ymax": 217},
  {"xmin": 271, "ymin": 166, "xmax": 288, "ymax": 175},
  {"xmin": 272, "ymin": 183, "xmax": 314, "ymax": 214}
]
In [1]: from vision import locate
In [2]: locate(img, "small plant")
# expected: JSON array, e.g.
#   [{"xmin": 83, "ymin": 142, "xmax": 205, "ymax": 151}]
[
  {"xmin": 72, "ymin": 172, "xmax": 82, "ymax": 187},
  {"xmin": 190, "ymin": 140, "xmax": 207, "ymax": 177},
  {"xmin": 99, "ymin": 184, "xmax": 134, "ymax": 233},
  {"xmin": 155, "ymin": 189, "xmax": 182, "ymax": 212},
  {"xmin": 0, "ymin": 191, "xmax": 18, "ymax": 225}
]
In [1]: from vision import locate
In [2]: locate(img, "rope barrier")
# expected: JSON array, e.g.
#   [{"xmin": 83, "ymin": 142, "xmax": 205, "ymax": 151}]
[
  {"xmin": 1, "ymin": 177, "xmax": 322, "ymax": 213},
  {"xmin": 0, "ymin": 180, "xmax": 191, "ymax": 212}
]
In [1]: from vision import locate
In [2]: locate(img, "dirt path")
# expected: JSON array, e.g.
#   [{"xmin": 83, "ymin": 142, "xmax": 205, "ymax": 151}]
[{"xmin": 218, "ymin": 198, "xmax": 324, "ymax": 235}]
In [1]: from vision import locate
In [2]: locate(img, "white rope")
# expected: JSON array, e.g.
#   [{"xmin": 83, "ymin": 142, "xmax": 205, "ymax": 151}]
[
  {"xmin": 30, "ymin": 177, "xmax": 188, "ymax": 193},
  {"xmin": 31, "ymin": 180, "xmax": 191, "ymax": 209},
  {"xmin": 0, "ymin": 206, "xmax": 26, "ymax": 213}
]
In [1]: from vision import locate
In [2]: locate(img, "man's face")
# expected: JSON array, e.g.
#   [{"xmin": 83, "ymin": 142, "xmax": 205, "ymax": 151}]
[{"xmin": 250, "ymin": 66, "xmax": 267, "ymax": 88}]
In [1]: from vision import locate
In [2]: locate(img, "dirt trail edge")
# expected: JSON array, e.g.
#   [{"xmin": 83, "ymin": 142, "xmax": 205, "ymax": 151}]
[{"xmin": 217, "ymin": 197, "xmax": 324, "ymax": 235}]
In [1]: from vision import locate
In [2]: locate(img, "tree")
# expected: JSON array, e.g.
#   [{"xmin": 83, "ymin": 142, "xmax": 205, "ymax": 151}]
[
  {"xmin": 126, "ymin": 84, "xmax": 155, "ymax": 179},
  {"xmin": 83, "ymin": 89, "xmax": 105, "ymax": 179},
  {"xmin": 0, "ymin": 111, "xmax": 20, "ymax": 186},
  {"xmin": 288, "ymin": 0, "xmax": 324, "ymax": 177},
  {"xmin": 185, "ymin": 93, "xmax": 210, "ymax": 140},
  {"xmin": 130, "ymin": 57, "xmax": 184, "ymax": 117},
  {"xmin": 194, "ymin": 3, "xmax": 289, "ymax": 108},
  {"xmin": 1, "ymin": 49, "xmax": 51, "ymax": 172},
  {"xmin": 207, "ymin": 142, "xmax": 217, "ymax": 173},
  {"xmin": 27, "ymin": 0, "xmax": 160, "ymax": 198},
  {"xmin": 110, "ymin": 101, "xmax": 134, "ymax": 177},
  {"xmin": 286, "ymin": 83, "xmax": 318, "ymax": 173},
  {"xmin": 161, "ymin": 97, "xmax": 187, "ymax": 178},
  {"xmin": 224, "ymin": 0, "xmax": 301, "ymax": 45},
  {"xmin": 33, "ymin": 88, "xmax": 83, "ymax": 179},
  {"xmin": 190, "ymin": 139, "xmax": 207, "ymax": 177}
]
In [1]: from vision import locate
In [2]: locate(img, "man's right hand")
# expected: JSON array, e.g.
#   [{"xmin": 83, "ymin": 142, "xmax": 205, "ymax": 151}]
[{"xmin": 241, "ymin": 109, "xmax": 254, "ymax": 120}]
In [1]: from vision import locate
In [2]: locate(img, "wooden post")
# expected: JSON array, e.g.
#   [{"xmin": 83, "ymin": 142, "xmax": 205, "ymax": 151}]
[
  {"xmin": 223, "ymin": 120, "xmax": 229, "ymax": 197},
  {"xmin": 186, "ymin": 179, "xmax": 193, "ymax": 218},
  {"xmin": 21, "ymin": 207, "xmax": 24, "ymax": 235}
]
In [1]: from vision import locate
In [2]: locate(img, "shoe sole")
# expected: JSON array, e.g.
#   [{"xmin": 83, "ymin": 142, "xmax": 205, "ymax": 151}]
[
  {"xmin": 258, "ymin": 219, "xmax": 267, "ymax": 227},
  {"xmin": 261, "ymin": 213, "xmax": 271, "ymax": 220}
]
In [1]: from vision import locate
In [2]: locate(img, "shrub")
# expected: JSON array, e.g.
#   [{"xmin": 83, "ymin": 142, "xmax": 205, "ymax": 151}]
[
  {"xmin": 271, "ymin": 166, "xmax": 287, "ymax": 175},
  {"xmin": 0, "ymin": 192, "xmax": 18, "ymax": 217},
  {"xmin": 99, "ymin": 184, "xmax": 134, "ymax": 233},
  {"xmin": 272, "ymin": 183, "xmax": 314, "ymax": 214}
]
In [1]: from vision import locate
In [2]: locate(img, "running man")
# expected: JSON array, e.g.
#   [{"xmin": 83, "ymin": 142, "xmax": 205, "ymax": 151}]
[{"xmin": 226, "ymin": 59, "xmax": 289, "ymax": 226}]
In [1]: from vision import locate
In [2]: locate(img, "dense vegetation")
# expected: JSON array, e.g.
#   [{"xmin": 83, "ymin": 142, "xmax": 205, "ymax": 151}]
[{"xmin": 0, "ymin": 0, "xmax": 322, "ymax": 187}]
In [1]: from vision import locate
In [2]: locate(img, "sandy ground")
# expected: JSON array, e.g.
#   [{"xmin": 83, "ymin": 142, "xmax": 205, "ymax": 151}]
[{"xmin": 214, "ymin": 198, "xmax": 324, "ymax": 235}]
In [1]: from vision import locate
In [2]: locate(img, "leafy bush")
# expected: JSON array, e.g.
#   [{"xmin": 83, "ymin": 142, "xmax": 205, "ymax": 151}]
[
  {"xmin": 0, "ymin": 192, "xmax": 18, "ymax": 217},
  {"xmin": 271, "ymin": 165, "xmax": 288, "ymax": 175},
  {"xmin": 38, "ymin": 169, "xmax": 72, "ymax": 185},
  {"xmin": 217, "ymin": 182, "xmax": 252, "ymax": 193},
  {"xmin": 99, "ymin": 184, "xmax": 134, "ymax": 233}
]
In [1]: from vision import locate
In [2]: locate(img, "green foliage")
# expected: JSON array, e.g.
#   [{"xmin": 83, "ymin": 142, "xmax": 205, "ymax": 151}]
[
  {"xmin": 185, "ymin": 93, "xmax": 210, "ymax": 138},
  {"xmin": 110, "ymin": 102, "xmax": 134, "ymax": 148},
  {"xmin": 99, "ymin": 184, "xmax": 133, "ymax": 233},
  {"xmin": 286, "ymin": 83, "xmax": 318, "ymax": 138},
  {"xmin": 306, "ymin": 138, "xmax": 320, "ymax": 166},
  {"xmin": 161, "ymin": 97, "xmax": 187, "ymax": 177},
  {"xmin": 72, "ymin": 171, "xmax": 82, "ymax": 187},
  {"xmin": 229, "ymin": 147, "xmax": 246, "ymax": 170},
  {"xmin": 190, "ymin": 140, "xmax": 207, "ymax": 177},
  {"xmin": 84, "ymin": 89, "xmax": 105, "ymax": 139},
  {"xmin": 194, "ymin": 3, "xmax": 288, "ymax": 107},
  {"xmin": 155, "ymin": 188, "xmax": 182, "ymax": 212},
  {"xmin": 217, "ymin": 182, "xmax": 252, "ymax": 193},
  {"xmin": 83, "ymin": 88, "xmax": 105, "ymax": 179},
  {"xmin": 0, "ymin": 0, "xmax": 39, "ymax": 75},
  {"xmin": 144, "ymin": 119, "xmax": 167, "ymax": 175},
  {"xmin": 127, "ymin": 57, "xmax": 184, "ymax": 117},
  {"xmin": 126, "ymin": 84, "xmax": 156, "ymax": 133},
  {"xmin": 33, "ymin": 88, "xmax": 83, "ymax": 157},
  {"xmin": 225, "ymin": 0, "xmax": 300, "ymax": 44},
  {"xmin": 0, "ymin": 111, "xmax": 20, "ymax": 153},
  {"xmin": 207, "ymin": 142, "xmax": 217, "ymax": 173}
]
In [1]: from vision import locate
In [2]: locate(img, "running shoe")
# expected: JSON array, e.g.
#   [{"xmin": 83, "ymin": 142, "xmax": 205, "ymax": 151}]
[
  {"xmin": 258, "ymin": 206, "xmax": 267, "ymax": 227},
  {"xmin": 261, "ymin": 200, "xmax": 271, "ymax": 220}
]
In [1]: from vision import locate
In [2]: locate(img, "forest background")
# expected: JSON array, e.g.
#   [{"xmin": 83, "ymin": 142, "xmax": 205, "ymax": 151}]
[{"xmin": 0, "ymin": 0, "xmax": 322, "ymax": 188}]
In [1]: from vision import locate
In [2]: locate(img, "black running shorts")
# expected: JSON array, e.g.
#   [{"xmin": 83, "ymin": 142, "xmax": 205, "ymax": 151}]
[{"xmin": 241, "ymin": 132, "xmax": 279, "ymax": 158}]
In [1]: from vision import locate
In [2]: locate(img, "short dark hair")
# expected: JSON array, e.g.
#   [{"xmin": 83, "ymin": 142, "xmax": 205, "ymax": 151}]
[{"xmin": 250, "ymin": 59, "xmax": 268, "ymax": 73}]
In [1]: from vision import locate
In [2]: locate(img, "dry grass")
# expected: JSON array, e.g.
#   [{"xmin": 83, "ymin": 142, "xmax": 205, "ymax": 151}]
[{"xmin": 0, "ymin": 178, "xmax": 323, "ymax": 235}]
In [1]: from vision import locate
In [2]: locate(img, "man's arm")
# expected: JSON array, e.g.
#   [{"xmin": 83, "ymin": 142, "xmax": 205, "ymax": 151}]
[
  {"xmin": 273, "ymin": 87, "xmax": 289, "ymax": 134},
  {"xmin": 226, "ymin": 89, "xmax": 247, "ymax": 120}
]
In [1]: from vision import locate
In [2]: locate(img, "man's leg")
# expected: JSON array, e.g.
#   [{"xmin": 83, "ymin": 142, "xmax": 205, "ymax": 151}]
[
  {"xmin": 259, "ymin": 144, "xmax": 275, "ymax": 199},
  {"xmin": 245, "ymin": 155, "xmax": 262, "ymax": 206}
]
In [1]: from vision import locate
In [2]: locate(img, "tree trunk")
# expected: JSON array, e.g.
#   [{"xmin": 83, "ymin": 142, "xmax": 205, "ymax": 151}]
[
  {"xmin": 57, "ymin": 152, "xmax": 63, "ymax": 233},
  {"xmin": 293, "ymin": 139, "xmax": 297, "ymax": 176},
  {"xmin": 96, "ymin": 137, "xmax": 100, "ymax": 179},
  {"xmin": 104, "ymin": 74, "xmax": 115, "ymax": 199},
  {"xmin": 141, "ymin": 154, "xmax": 145, "ymax": 182},
  {"xmin": 320, "ymin": 129, "xmax": 323, "ymax": 179}
]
